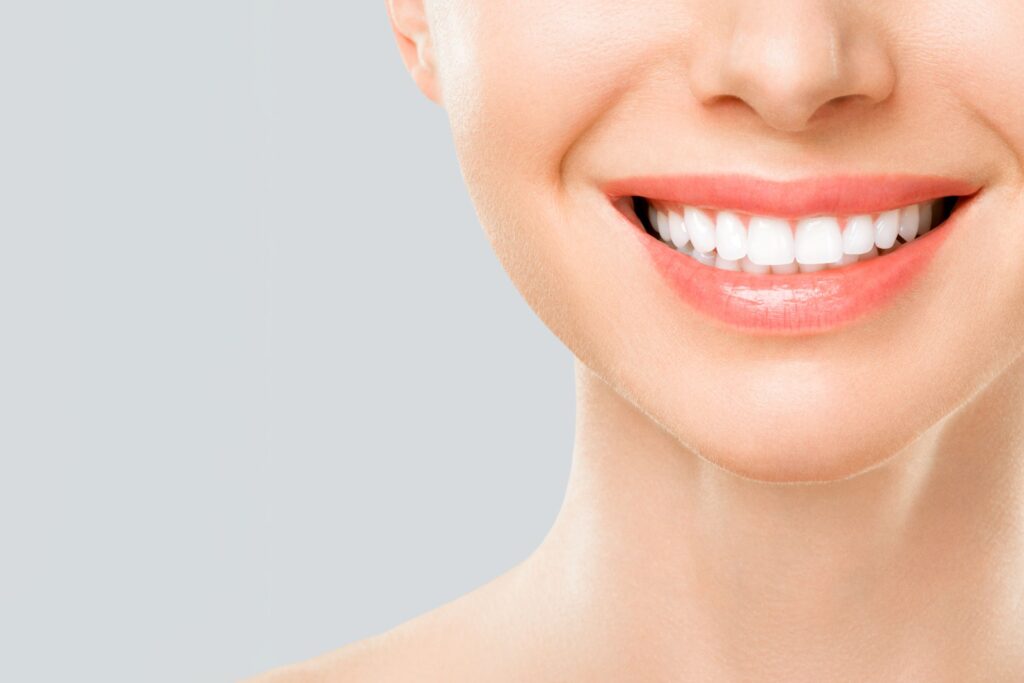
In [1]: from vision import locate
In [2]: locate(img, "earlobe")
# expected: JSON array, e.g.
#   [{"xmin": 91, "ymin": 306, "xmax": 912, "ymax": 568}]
[{"xmin": 386, "ymin": 0, "xmax": 443, "ymax": 105}]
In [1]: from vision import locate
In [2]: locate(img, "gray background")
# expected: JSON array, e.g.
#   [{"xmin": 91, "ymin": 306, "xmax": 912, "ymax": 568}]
[{"xmin": 0, "ymin": 2, "xmax": 573, "ymax": 680}]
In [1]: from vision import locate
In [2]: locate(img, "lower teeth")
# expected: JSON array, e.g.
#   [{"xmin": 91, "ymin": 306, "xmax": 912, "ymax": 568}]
[{"xmin": 675, "ymin": 240, "xmax": 895, "ymax": 274}]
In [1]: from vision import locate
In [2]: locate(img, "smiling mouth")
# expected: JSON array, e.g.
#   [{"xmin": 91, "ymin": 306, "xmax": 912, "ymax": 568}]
[
  {"xmin": 601, "ymin": 174, "xmax": 980, "ymax": 332},
  {"xmin": 631, "ymin": 195, "xmax": 961, "ymax": 274}
]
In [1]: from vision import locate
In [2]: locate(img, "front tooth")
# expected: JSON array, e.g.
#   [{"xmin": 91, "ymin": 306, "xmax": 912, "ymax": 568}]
[
  {"xmin": 714, "ymin": 255, "xmax": 741, "ymax": 271},
  {"xmin": 917, "ymin": 201, "xmax": 932, "ymax": 235},
  {"xmin": 898, "ymin": 203, "xmax": 920, "ymax": 242},
  {"xmin": 794, "ymin": 216, "xmax": 843, "ymax": 264},
  {"xmin": 859, "ymin": 246, "xmax": 880, "ymax": 261},
  {"xmin": 668, "ymin": 209, "xmax": 689, "ymax": 248},
  {"xmin": 740, "ymin": 256, "xmax": 770, "ymax": 273},
  {"xmin": 771, "ymin": 261, "xmax": 799, "ymax": 274},
  {"xmin": 747, "ymin": 216, "xmax": 795, "ymax": 265},
  {"xmin": 874, "ymin": 209, "xmax": 900, "ymax": 249},
  {"xmin": 655, "ymin": 207, "xmax": 672, "ymax": 243},
  {"xmin": 798, "ymin": 262, "xmax": 827, "ymax": 273},
  {"xmin": 715, "ymin": 211, "xmax": 747, "ymax": 260},
  {"xmin": 842, "ymin": 215, "xmax": 875, "ymax": 254},
  {"xmin": 684, "ymin": 207, "xmax": 716, "ymax": 253}
]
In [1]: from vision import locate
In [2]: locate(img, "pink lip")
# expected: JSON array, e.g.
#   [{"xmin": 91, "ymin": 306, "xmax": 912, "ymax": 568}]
[{"xmin": 604, "ymin": 174, "xmax": 980, "ymax": 335}]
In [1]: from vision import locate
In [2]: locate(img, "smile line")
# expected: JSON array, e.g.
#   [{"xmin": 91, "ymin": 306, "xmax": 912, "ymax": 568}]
[{"xmin": 603, "ymin": 173, "xmax": 981, "ymax": 334}]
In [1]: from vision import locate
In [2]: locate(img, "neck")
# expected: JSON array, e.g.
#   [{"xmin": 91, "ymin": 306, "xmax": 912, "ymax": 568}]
[{"xmin": 528, "ymin": 355, "xmax": 1024, "ymax": 680}]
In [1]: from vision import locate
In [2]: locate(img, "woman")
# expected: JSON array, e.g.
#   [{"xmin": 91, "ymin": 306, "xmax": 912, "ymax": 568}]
[{"xmin": 255, "ymin": 0, "xmax": 1024, "ymax": 679}]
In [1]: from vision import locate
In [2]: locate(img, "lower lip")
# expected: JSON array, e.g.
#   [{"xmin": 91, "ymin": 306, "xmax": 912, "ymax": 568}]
[{"xmin": 630, "ymin": 205, "xmax": 961, "ymax": 336}]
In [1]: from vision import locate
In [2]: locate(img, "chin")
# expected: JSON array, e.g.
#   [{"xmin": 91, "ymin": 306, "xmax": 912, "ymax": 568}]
[
  {"xmin": 601, "ymin": 352, "xmax": 942, "ymax": 483},
  {"xmin": 674, "ymin": 417, "xmax": 910, "ymax": 484}
]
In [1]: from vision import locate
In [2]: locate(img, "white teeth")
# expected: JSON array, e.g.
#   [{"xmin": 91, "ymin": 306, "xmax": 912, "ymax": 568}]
[
  {"xmin": 842, "ymin": 215, "xmax": 875, "ymax": 255},
  {"xmin": 874, "ymin": 209, "xmax": 900, "ymax": 249},
  {"xmin": 714, "ymin": 255, "xmax": 741, "ymax": 271},
  {"xmin": 668, "ymin": 209, "xmax": 689, "ymax": 249},
  {"xmin": 918, "ymin": 201, "xmax": 933, "ymax": 235},
  {"xmin": 691, "ymin": 249, "xmax": 716, "ymax": 266},
  {"xmin": 684, "ymin": 207, "xmax": 717, "ymax": 253},
  {"xmin": 747, "ymin": 216, "xmax": 795, "ymax": 266},
  {"xmin": 828, "ymin": 252, "xmax": 860, "ymax": 269},
  {"xmin": 715, "ymin": 211, "xmax": 747, "ymax": 260},
  {"xmin": 655, "ymin": 207, "xmax": 672, "ymax": 243},
  {"xmin": 644, "ymin": 198, "xmax": 948, "ymax": 273},
  {"xmin": 771, "ymin": 261, "xmax": 799, "ymax": 274},
  {"xmin": 898, "ymin": 203, "xmax": 920, "ymax": 242},
  {"xmin": 740, "ymin": 256, "xmax": 771, "ymax": 273},
  {"xmin": 794, "ymin": 216, "xmax": 843, "ymax": 265}
]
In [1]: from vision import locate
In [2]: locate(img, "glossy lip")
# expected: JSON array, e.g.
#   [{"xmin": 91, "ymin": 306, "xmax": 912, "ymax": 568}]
[{"xmin": 604, "ymin": 174, "xmax": 981, "ymax": 336}]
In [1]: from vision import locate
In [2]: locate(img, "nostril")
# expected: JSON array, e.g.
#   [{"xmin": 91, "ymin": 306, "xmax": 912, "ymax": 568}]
[{"xmin": 685, "ymin": 7, "xmax": 897, "ymax": 135}]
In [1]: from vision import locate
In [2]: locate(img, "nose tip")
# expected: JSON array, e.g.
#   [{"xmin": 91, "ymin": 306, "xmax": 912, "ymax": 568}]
[{"xmin": 688, "ymin": 4, "xmax": 895, "ymax": 133}]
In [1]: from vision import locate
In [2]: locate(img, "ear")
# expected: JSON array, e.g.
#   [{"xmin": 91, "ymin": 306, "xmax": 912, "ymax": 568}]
[{"xmin": 386, "ymin": 0, "xmax": 443, "ymax": 105}]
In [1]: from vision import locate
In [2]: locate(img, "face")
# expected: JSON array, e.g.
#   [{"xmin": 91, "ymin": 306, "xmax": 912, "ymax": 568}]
[{"xmin": 389, "ymin": 0, "xmax": 1024, "ymax": 481}]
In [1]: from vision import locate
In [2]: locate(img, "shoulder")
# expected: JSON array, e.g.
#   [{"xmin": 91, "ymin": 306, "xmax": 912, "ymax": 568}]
[
  {"xmin": 243, "ymin": 599, "xmax": 482, "ymax": 683},
  {"xmin": 243, "ymin": 632, "xmax": 393, "ymax": 682},
  {"xmin": 244, "ymin": 564, "xmax": 547, "ymax": 682}
]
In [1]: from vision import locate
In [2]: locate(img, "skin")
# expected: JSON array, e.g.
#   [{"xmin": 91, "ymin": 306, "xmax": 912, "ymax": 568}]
[{"xmin": 251, "ymin": 1, "xmax": 1024, "ymax": 680}]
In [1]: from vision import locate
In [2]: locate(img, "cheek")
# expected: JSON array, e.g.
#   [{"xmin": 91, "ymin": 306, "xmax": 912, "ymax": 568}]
[
  {"xmin": 910, "ymin": 4, "xmax": 1024, "ymax": 164},
  {"xmin": 432, "ymin": 2, "xmax": 663, "ymax": 338},
  {"xmin": 435, "ymin": 2, "xmax": 658, "ymax": 189},
  {"xmin": 922, "ymin": 10, "xmax": 1024, "ymax": 334}
]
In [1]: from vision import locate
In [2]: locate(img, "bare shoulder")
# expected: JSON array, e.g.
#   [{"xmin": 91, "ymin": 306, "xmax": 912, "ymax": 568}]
[
  {"xmin": 243, "ymin": 631, "xmax": 394, "ymax": 682},
  {"xmin": 243, "ymin": 562, "xmax": 556, "ymax": 682},
  {"xmin": 242, "ymin": 590, "xmax": 501, "ymax": 682}
]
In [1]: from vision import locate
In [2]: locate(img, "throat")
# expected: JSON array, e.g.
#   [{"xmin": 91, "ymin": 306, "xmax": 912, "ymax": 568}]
[{"xmin": 527, "ymin": 358, "xmax": 1024, "ymax": 680}]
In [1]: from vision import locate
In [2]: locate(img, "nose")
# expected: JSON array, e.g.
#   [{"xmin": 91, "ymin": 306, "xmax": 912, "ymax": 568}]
[{"xmin": 687, "ymin": 1, "xmax": 896, "ymax": 133}]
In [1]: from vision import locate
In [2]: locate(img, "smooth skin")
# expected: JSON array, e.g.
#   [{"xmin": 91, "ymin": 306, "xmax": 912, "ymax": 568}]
[{"xmin": 252, "ymin": 1, "xmax": 1024, "ymax": 680}]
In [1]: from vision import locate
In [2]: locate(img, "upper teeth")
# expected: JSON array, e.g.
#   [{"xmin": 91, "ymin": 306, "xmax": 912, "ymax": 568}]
[{"xmin": 646, "ymin": 199, "xmax": 944, "ymax": 273}]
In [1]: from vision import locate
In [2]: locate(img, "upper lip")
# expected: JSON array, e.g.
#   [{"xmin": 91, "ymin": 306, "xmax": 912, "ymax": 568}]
[{"xmin": 603, "ymin": 174, "xmax": 980, "ymax": 218}]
